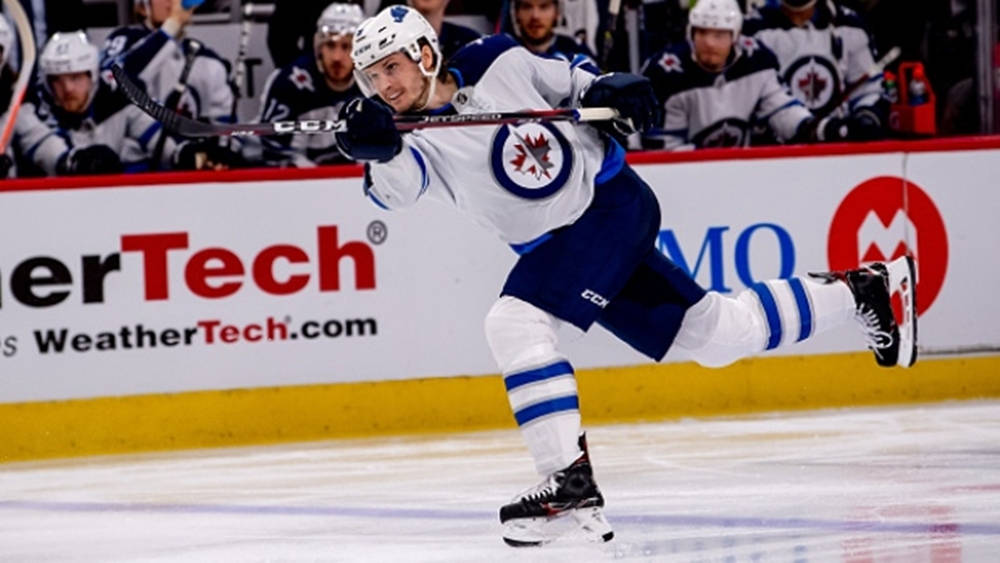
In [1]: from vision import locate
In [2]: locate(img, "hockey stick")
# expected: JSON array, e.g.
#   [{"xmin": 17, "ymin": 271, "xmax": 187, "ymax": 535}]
[
  {"xmin": 151, "ymin": 38, "xmax": 202, "ymax": 169},
  {"xmin": 813, "ymin": 46, "xmax": 902, "ymax": 121},
  {"xmin": 599, "ymin": 0, "xmax": 623, "ymax": 69},
  {"xmin": 0, "ymin": 0, "xmax": 36, "ymax": 155},
  {"xmin": 231, "ymin": 2, "xmax": 258, "ymax": 100},
  {"xmin": 111, "ymin": 64, "xmax": 623, "ymax": 138}
]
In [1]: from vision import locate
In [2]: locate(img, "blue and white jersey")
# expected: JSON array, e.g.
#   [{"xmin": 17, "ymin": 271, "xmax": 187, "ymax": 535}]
[
  {"xmin": 101, "ymin": 25, "xmax": 236, "ymax": 124},
  {"xmin": 641, "ymin": 37, "xmax": 810, "ymax": 150},
  {"xmin": 743, "ymin": 3, "xmax": 883, "ymax": 119},
  {"xmin": 28, "ymin": 73, "xmax": 178, "ymax": 171},
  {"xmin": 256, "ymin": 52, "xmax": 362, "ymax": 166},
  {"xmin": 365, "ymin": 34, "xmax": 620, "ymax": 247}
]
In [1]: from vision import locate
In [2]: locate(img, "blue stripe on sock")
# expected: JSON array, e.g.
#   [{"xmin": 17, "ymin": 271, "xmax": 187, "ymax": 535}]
[
  {"xmin": 504, "ymin": 361, "xmax": 574, "ymax": 391},
  {"xmin": 751, "ymin": 283, "xmax": 783, "ymax": 350},
  {"xmin": 787, "ymin": 278, "xmax": 814, "ymax": 342},
  {"xmin": 514, "ymin": 396, "xmax": 579, "ymax": 426}
]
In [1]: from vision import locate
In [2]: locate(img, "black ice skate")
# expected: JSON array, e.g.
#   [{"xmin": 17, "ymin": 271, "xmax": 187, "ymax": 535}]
[
  {"xmin": 809, "ymin": 256, "xmax": 918, "ymax": 368},
  {"xmin": 500, "ymin": 434, "xmax": 614, "ymax": 547}
]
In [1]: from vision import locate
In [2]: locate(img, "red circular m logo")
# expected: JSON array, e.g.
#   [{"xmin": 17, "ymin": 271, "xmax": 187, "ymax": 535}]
[{"xmin": 828, "ymin": 176, "xmax": 948, "ymax": 315}]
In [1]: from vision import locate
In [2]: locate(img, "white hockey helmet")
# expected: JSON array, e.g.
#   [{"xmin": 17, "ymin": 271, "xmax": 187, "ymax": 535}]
[
  {"xmin": 315, "ymin": 2, "xmax": 365, "ymax": 45},
  {"xmin": 39, "ymin": 31, "xmax": 100, "ymax": 106},
  {"xmin": 0, "ymin": 15, "xmax": 13, "ymax": 69},
  {"xmin": 351, "ymin": 5, "xmax": 442, "ymax": 99},
  {"xmin": 687, "ymin": 0, "xmax": 743, "ymax": 39}
]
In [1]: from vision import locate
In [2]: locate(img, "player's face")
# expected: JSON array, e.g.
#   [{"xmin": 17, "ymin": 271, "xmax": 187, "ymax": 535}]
[
  {"xmin": 692, "ymin": 28, "xmax": 734, "ymax": 72},
  {"xmin": 146, "ymin": 0, "xmax": 172, "ymax": 27},
  {"xmin": 363, "ymin": 51, "xmax": 431, "ymax": 113},
  {"xmin": 318, "ymin": 35, "xmax": 355, "ymax": 86},
  {"xmin": 49, "ymin": 72, "xmax": 93, "ymax": 114},
  {"xmin": 408, "ymin": 0, "xmax": 449, "ymax": 15},
  {"xmin": 516, "ymin": 0, "xmax": 558, "ymax": 44}
]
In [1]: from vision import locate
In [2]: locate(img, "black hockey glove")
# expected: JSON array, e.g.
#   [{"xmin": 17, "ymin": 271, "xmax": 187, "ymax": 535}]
[
  {"xmin": 0, "ymin": 153, "xmax": 12, "ymax": 178},
  {"xmin": 581, "ymin": 73, "xmax": 662, "ymax": 139},
  {"xmin": 60, "ymin": 144, "xmax": 124, "ymax": 175},
  {"xmin": 792, "ymin": 116, "xmax": 849, "ymax": 144},
  {"xmin": 175, "ymin": 139, "xmax": 247, "ymax": 171},
  {"xmin": 846, "ymin": 109, "xmax": 885, "ymax": 142},
  {"xmin": 335, "ymin": 97, "xmax": 402, "ymax": 163}
]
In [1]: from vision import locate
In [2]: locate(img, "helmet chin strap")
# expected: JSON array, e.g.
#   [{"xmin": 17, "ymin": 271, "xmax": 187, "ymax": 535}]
[{"xmin": 414, "ymin": 74, "xmax": 437, "ymax": 112}]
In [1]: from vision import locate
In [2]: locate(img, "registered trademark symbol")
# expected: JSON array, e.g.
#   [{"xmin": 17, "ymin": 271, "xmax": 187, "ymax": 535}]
[{"xmin": 367, "ymin": 220, "xmax": 387, "ymax": 245}]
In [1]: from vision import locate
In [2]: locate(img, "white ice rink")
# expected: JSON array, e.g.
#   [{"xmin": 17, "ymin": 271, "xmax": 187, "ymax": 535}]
[{"xmin": 3, "ymin": 401, "xmax": 999, "ymax": 562}]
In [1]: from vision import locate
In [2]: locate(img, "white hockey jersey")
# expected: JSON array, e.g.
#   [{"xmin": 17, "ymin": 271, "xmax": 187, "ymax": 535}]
[
  {"xmin": 365, "ymin": 35, "xmax": 622, "ymax": 247},
  {"xmin": 743, "ymin": 2, "xmax": 883, "ymax": 119},
  {"xmin": 101, "ymin": 25, "xmax": 235, "ymax": 124},
  {"xmin": 28, "ymin": 74, "xmax": 179, "ymax": 171},
  {"xmin": 640, "ymin": 36, "xmax": 810, "ymax": 150}
]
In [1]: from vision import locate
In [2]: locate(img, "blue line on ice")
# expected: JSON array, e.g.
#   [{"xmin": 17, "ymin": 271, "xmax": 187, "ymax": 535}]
[{"xmin": 2, "ymin": 500, "xmax": 998, "ymax": 536}]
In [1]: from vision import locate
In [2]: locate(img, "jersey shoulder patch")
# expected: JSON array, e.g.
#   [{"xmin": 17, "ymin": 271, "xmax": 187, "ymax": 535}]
[
  {"xmin": 730, "ymin": 37, "xmax": 780, "ymax": 79},
  {"xmin": 641, "ymin": 43, "xmax": 692, "ymax": 100},
  {"xmin": 447, "ymin": 34, "xmax": 521, "ymax": 88},
  {"xmin": 265, "ymin": 54, "xmax": 361, "ymax": 117}
]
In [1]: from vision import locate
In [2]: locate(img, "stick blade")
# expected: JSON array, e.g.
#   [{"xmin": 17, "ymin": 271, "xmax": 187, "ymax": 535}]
[{"xmin": 111, "ymin": 64, "xmax": 218, "ymax": 137}]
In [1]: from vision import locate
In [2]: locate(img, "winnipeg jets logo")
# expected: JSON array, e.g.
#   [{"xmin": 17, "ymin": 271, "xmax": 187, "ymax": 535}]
[
  {"xmin": 510, "ymin": 132, "xmax": 555, "ymax": 180},
  {"xmin": 491, "ymin": 122, "xmax": 573, "ymax": 200},
  {"xmin": 785, "ymin": 56, "xmax": 841, "ymax": 113},
  {"xmin": 739, "ymin": 37, "xmax": 758, "ymax": 56},
  {"xmin": 290, "ymin": 66, "xmax": 315, "ymax": 92},
  {"xmin": 693, "ymin": 118, "xmax": 748, "ymax": 148},
  {"xmin": 658, "ymin": 53, "xmax": 683, "ymax": 73},
  {"xmin": 797, "ymin": 70, "xmax": 829, "ymax": 104}
]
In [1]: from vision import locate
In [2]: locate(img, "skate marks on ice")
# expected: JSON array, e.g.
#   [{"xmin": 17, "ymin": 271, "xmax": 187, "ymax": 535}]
[{"xmin": 2, "ymin": 401, "xmax": 1000, "ymax": 561}]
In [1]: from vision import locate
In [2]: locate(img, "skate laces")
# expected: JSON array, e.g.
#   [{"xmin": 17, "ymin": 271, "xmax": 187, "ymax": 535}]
[
  {"xmin": 516, "ymin": 473, "xmax": 562, "ymax": 504},
  {"xmin": 856, "ymin": 305, "xmax": 893, "ymax": 355}
]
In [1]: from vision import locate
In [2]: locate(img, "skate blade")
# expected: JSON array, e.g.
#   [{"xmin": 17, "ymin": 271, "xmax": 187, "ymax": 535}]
[
  {"xmin": 501, "ymin": 512, "xmax": 574, "ymax": 547},
  {"xmin": 502, "ymin": 507, "xmax": 614, "ymax": 547},
  {"xmin": 887, "ymin": 256, "xmax": 918, "ymax": 368},
  {"xmin": 572, "ymin": 506, "xmax": 615, "ymax": 543}
]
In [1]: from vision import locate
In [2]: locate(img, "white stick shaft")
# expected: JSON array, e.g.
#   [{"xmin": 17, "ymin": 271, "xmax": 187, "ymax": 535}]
[{"xmin": 575, "ymin": 107, "xmax": 620, "ymax": 122}]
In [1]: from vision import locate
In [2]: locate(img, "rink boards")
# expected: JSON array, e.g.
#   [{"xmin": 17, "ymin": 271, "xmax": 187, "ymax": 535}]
[{"xmin": 2, "ymin": 137, "xmax": 999, "ymax": 461}]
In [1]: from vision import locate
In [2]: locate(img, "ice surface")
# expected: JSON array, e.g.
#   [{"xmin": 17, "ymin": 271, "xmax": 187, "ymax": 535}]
[{"xmin": 3, "ymin": 401, "xmax": 999, "ymax": 562}]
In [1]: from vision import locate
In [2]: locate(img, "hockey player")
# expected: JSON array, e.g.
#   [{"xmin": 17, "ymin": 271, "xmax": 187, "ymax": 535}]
[
  {"xmin": 101, "ymin": 0, "xmax": 236, "ymax": 126},
  {"xmin": 0, "ymin": 15, "xmax": 75, "ymax": 177},
  {"xmin": 31, "ymin": 31, "xmax": 214, "ymax": 173},
  {"xmin": 256, "ymin": 3, "xmax": 363, "ymax": 167},
  {"xmin": 743, "ymin": 0, "xmax": 887, "ymax": 141},
  {"xmin": 510, "ymin": 0, "xmax": 596, "ymax": 62},
  {"xmin": 342, "ymin": 5, "xmax": 917, "ymax": 547},
  {"xmin": 641, "ymin": 0, "xmax": 845, "ymax": 150}
]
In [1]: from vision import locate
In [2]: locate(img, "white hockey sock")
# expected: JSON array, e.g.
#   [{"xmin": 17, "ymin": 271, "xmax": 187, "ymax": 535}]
[
  {"xmin": 676, "ymin": 277, "xmax": 857, "ymax": 368},
  {"xmin": 504, "ymin": 359, "xmax": 583, "ymax": 476},
  {"xmin": 748, "ymin": 277, "xmax": 856, "ymax": 349},
  {"xmin": 485, "ymin": 296, "xmax": 583, "ymax": 476}
]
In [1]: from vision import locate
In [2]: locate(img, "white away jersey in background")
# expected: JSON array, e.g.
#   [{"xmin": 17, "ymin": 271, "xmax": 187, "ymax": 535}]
[
  {"xmin": 743, "ymin": 3, "xmax": 883, "ymax": 118},
  {"xmin": 641, "ymin": 37, "xmax": 810, "ymax": 150},
  {"xmin": 365, "ymin": 35, "xmax": 621, "ymax": 247}
]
